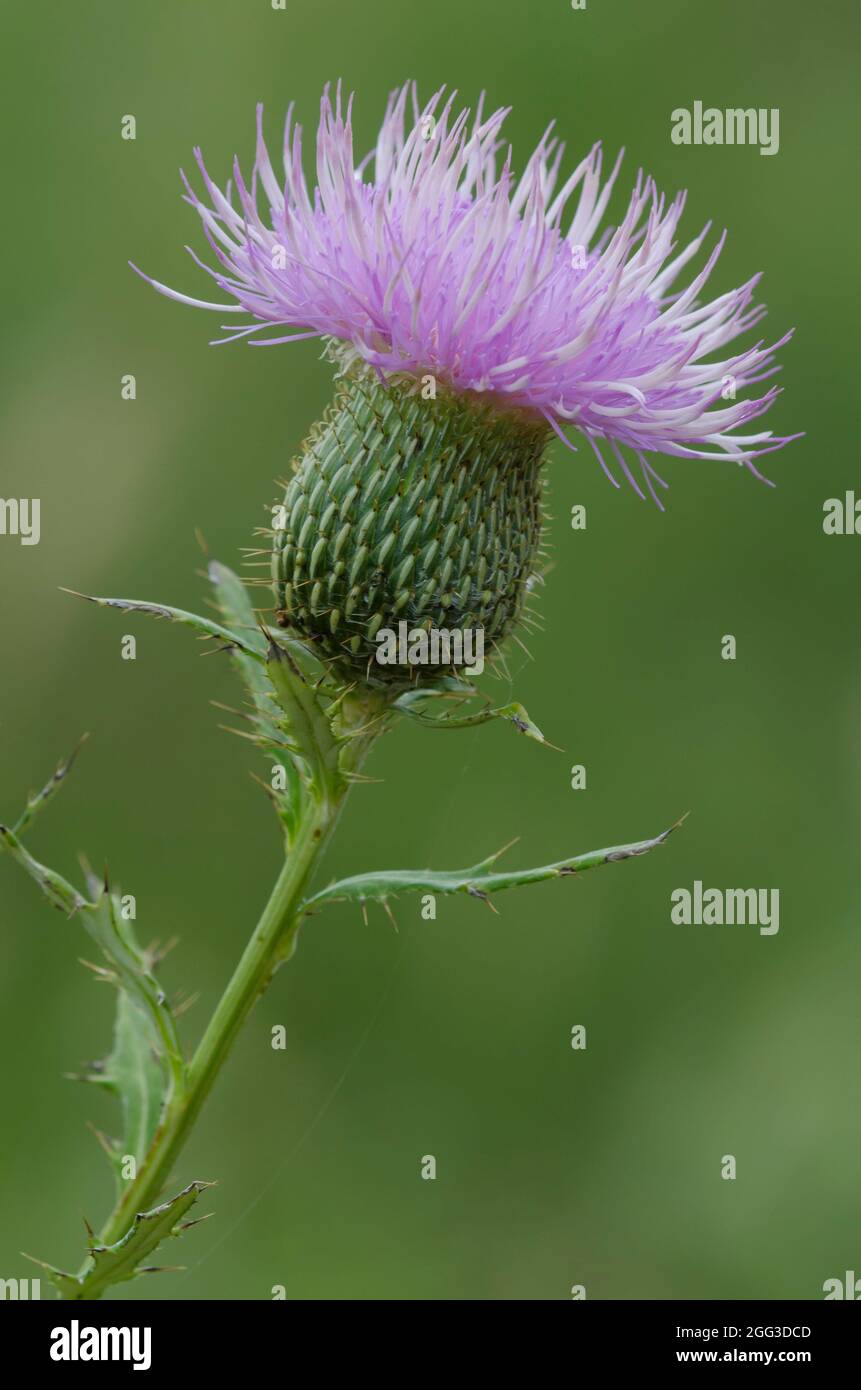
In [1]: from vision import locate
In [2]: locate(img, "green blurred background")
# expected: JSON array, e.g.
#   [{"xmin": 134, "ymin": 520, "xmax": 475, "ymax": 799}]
[{"xmin": 1, "ymin": 0, "xmax": 858, "ymax": 1300}]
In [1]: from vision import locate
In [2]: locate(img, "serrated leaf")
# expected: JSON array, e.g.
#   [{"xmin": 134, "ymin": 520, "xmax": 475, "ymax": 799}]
[
  {"xmin": 206, "ymin": 560, "xmax": 268, "ymax": 658},
  {"xmin": 480, "ymin": 701, "xmax": 554, "ymax": 744},
  {"xmin": 394, "ymin": 675, "xmax": 478, "ymax": 705},
  {"xmin": 394, "ymin": 691, "xmax": 555, "ymax": 745},
  {"xmin": 0, "ymin": 824, "xmax": 87, "ymax": 914},
  {"xmin": 302, "ymin": 818, "xmax": 684, "ymax": 913},
  {"xmin": 64, "ymin": 569, "xmax": 346, "ymax": 842},
  {"xmin": 10, "ymin": 736, "xmax": 89, "ymax": 839},
  {"xmin": 206, "ymin": 559, "xmax": 322, "ymax": 674},
  {"xmin": 209, "ymin": 560, "xmax": 304, "ymax": 839},
  {"xmin": 266, "ymin": 639, "xmax": 343, "ymax": 804},
  {"xmin": 96, "ymin": 992, "xmax": 166, "ymax": 1176},
  {"xmin": 61, "ymin": 587, "xmax": 262, "ymax": 660},
  {"xmin": 28, "ymin": 1181, "xmax": 213, "ymax": 1301},
  {"xmin": 77, "ymin": 882, "xmax": 186, "ymax": 1179},
  {"xmin": 1, "ymin": 751, "xmax": 186, "ymax": 1180}
]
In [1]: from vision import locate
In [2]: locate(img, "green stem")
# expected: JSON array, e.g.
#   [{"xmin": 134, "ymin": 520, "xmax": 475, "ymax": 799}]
[{"xmin": 92, "ymin": 796, "xmax": 340, "ymax": 1252}]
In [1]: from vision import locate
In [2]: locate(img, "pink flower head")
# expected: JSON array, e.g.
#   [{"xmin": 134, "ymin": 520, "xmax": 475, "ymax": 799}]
[{"xmin": 134, "ymin": 82, "xmax": 799, "ymax": 507}]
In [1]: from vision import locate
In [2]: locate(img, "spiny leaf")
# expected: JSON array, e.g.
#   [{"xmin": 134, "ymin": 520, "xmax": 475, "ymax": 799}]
[
  {"xmin": 61, "ymin": 588, "xmax": 262, "ymax": 660},
  {"xmin": 64, "ymin": 573, "xmax": 312, "ymax": 841},
  {"xmin": 27, "ymin": 1181, "xmax": 213, "ymax": 1301},
  {"xmin": 1, "ymin": 750, "xmax": 185, "ymax": 1180},
  {"xmin": 266, "ymin": 638, "xmax": 343, "ymax": 804},
  {"xmin": 302, "ymin": 818, "xmax": 685, "ymax": 914},
  {"xmin": 395, "ymin": 692, "xmax": 556, "ymax": 745},
  {"xmin": 492, "ymin": 702, "xmax": 556, "ymax": 746},
  {"xmin": 209, "ymin": 560, "xmax": 304, "ymax": 839},
  {"xmin": 76, "ymin": 879, "xmax": 186, "ymax": 1180},
  {"xmin": 87, "ymin": 992, "xmax": 166, "ymax": 1180},
  {"xmin": 207, "ymin": 560, "xmax": 268, "ymax": 657},
  {"xmin": 0, "ymin": 824, "xmax": 86, "ymax": 914},
  {"xmin": 394, "ymin": 675, "xmax": 478, "ymax": 704},
  {"xmin": 10, "ymin": 735, "xmax": 89, "ymax": 838}
]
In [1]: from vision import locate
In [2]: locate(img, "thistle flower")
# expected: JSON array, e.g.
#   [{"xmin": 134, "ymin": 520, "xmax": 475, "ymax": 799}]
[
  {"xmin": 134, "ymin": 83, "xmax": 797, "ymax": 682},
  {"xmin": 8, "ymin": 97, "xmax": 701, "ymax": 1298}
]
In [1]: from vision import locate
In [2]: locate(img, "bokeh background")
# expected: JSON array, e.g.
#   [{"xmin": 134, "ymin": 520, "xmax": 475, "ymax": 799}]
[{"xmin": 1, "ymin": 0, "xmax": 858, "ymax": 1300}]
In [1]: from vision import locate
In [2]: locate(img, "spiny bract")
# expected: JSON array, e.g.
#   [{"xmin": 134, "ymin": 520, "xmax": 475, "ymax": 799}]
[{"xmin": 270, "ymin": 358, "xmax": 548, "ymax": 685}]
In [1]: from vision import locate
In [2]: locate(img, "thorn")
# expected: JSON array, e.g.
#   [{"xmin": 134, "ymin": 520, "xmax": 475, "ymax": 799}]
[
  {"xmin": 78, "ymin": 957, "xmax": 116, "ymax": 981},
  {"xmin": 58, "ymin": 585, "xmax": 94, "ymax": 603},
  {"xmin": 338, "ymin": 712, "xmax": 389, "ymax": 740},
  {"xmin": 483, "ymin": 836, "xmax": 520, "ymax": 866},
  {"xmin": 324, "ymin": 681, "xmax": 358, "ymax": 712},
  {"xmin": 508, "ymin": 714, "xmax": 562, "ymax": 752},
  {"xmin": 218, "ymin": 722, "xmax": 266, "ymax": 745},
  {"xmin": 258, "ymin": 617, "xmax": 276, "ymax": 647},
  {"xmin": 195, "ymin": 527, "xmax": 209, "ymax": 557},
  {"xmin": 177, "ymin": 1212, "xmax": 215, "ymax": 1232},
  {"xmin": 605, "ymin": 815, "xmax": 689, "ymax": 862},
  {"xmin": 85, "ymin": 1121, "xmax": 118, "ymax": 1162},
  {"xmin": 467, "ymin": 885, "xmax": 498, "ymax": 913},
  {"xmin": 249, "ymin": 769, "xmax": 280, "ymax": 803},
  {"xmin": 148, "ymin": 935, "xmax": 180, "ymax": 967},
  {"xmin": 211, "ymin": 698, "xmax": 257, "ymax": 724},
  {"xmin": 171, "ymin": 990, "xmax": 200, "ymax": 1019},
  {"xmin": 59, "ymin": 732, "xmax": 90, "ymax": 777},
  {"xmin": 65, "ymin": 1056, "xmax": 109, "ymax": 1084},
  {"xmin": 200, "ymin": 643, "xmax": 239, "ymax": 658},
  {"xmin": 381, "ymin": 898, "xmax": 399, "ymax": 933}
]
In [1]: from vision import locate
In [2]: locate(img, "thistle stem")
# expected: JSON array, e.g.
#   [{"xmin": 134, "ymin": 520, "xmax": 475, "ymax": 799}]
[{"xmin": 90, "ymin": 795, "xmax": 342, "ymax": 1255}]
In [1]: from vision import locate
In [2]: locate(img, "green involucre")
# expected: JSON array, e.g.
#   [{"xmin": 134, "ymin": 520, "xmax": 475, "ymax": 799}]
[{"xmin": 271, "ymin": 363, "xmax": 550, "ymax": 686}]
